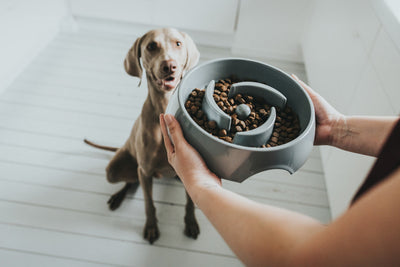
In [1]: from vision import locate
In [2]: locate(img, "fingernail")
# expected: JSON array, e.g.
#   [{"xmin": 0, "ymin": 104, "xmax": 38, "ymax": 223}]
[{"xmin": 164, "ymin": 114, "xmax": 173, "ymax": 125}]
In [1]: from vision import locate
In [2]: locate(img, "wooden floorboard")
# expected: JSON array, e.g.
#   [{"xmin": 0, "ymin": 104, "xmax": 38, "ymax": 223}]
[{"xmin": 0, "ymin": 23, "xmax": 330, "ymax": 266}]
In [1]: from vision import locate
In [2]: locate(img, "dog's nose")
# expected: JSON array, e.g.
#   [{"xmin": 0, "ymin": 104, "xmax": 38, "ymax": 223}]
[{"xmin": 161, "ymin": 59, "xmax": 177, "ymax": 74}]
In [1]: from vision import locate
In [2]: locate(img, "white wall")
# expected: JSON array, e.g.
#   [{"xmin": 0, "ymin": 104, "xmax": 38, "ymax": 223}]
[
  {"xmin": 68, "ymin": 0, "xmax": 313, "ymax": 62},
  {"xmin": 68, "ymin": 0, "xmax": 239, "ymax": 47},
  {"xmin": 303, "ymin": 0, "xmax": 399, "ymax": 218},
  {"xmin": 69, "ymin": 0, "xmax": 239, "ymax": 34},
  {"xmin": 67, "ymin": 0, "xmax": 241, "ymax": 49},
  {"xmin": 0, "ymin": 0, "xmax": 69, "ymax": 94},
  {"xmin": 232, "ymin": 0, "xmax": 314, "ymax": 62}
]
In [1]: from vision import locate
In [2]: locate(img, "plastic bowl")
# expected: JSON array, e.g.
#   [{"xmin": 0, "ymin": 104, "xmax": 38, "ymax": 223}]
[{"xmin": 165, "ymin": 58, "xmax": 315, "ymax": 182}]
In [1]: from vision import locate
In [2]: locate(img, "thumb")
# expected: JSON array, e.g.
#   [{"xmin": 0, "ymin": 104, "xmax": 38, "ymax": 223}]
[{"xmin": 164, "ymin": 114, "xmax": 186, "ymax": 148}]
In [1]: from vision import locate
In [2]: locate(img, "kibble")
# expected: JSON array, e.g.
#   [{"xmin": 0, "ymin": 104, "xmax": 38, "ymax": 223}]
[
  {"xmin": 185, "ymin": 78, "xmax": 301, "ymax": 147},
  {"xmin": 219, "ymin": 129, "xmax": 228, "ymax": 137},
  {"xmin": 207, "ymin": 120, "xmax": 217, "ymax": 129}
]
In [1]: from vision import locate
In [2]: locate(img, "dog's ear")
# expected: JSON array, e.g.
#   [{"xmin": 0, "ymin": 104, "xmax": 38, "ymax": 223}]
[
  {"xmin": 181, "ymin": 31, "xmax": 200, "ymax": 74},
  {"xmin": 124, "ymin": 35, "xmax": 144, "ymax": 82}
]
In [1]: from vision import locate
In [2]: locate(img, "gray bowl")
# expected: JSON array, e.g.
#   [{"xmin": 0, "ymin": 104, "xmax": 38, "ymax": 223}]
[{"xmin": 166, "ymin": 58, "xmax": 315, "ymax": 182}]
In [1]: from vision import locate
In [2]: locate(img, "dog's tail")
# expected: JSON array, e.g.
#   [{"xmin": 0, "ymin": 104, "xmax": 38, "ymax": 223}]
[{"xmin": 84, "ymin": 139, "xmax": 119, "ymax": 152}]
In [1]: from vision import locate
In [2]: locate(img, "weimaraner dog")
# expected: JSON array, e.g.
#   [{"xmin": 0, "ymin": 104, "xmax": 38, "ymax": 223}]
[{"xmin": 85, "ymin": 28, "xmax": 200, "ymax": 244}]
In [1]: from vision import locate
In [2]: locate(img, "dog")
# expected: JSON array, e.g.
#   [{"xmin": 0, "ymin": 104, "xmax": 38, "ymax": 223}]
[{"xmin": 84, "ymin": 28, "xmax": 200, "ymax": 244}]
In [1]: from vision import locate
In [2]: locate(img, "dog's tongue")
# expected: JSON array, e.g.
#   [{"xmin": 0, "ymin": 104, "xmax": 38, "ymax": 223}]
[{"xmin": 163, "ymin": 77, "xmax": 177, "ymax": 90}]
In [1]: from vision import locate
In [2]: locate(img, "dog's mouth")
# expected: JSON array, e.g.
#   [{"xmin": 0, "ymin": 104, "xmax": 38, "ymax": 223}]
[{"xmin": 160, "ymin": 75, "xmax": 179, "ymax": 90}]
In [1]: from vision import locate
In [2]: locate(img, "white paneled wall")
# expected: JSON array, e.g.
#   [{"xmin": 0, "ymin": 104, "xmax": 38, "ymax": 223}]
[
  {"xmin": 370, "ymin": 28, "xmax": 400, "ymax": 115},
  {"xmin": 302, "ymin": 0, "xmax": 379, "ymax": 115},
  {"xmin": 303, "ymin": 0, "xmax": 399, "ymax": 218},
  {"xmin": 348, "ymin": 62, "xmax": 394, "ymax": 116},
  {"xmin": 232, "ymin": 0, "xmax": 314, "ymax": 62}
]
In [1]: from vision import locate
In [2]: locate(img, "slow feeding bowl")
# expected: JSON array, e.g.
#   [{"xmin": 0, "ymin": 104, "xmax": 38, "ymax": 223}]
[{"xmin": 165, "ymin": 58, "xmax": 315, "ymax": 182}]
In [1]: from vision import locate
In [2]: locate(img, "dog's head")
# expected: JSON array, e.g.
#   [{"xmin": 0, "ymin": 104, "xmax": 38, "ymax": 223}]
[{"xmin": 124, "ymin": 28, "xmax": 200, "ymax": 92}]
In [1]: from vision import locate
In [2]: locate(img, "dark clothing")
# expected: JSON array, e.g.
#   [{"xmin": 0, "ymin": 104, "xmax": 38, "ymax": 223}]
[{"xmin": 352, "ymin": 118, "xmax": 400, "ymax": 204}]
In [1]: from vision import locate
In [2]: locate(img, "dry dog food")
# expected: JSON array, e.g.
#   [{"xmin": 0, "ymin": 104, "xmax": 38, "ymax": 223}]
[{"xmin": 185, "ymin": 78, "xmax": 301, "ymax": 147}]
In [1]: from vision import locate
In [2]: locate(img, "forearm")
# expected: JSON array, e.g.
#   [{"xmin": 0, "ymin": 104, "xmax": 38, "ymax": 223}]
[
  {"xmin": 187, "ymin": 178, "xmax": 325, "ymax": 267},
  {"xmin": 331, "ymin": 116, "xmax": 398, "ymax": 157}
]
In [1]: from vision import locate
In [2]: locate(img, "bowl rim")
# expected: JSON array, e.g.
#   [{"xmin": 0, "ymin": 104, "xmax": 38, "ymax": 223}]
[{"xmin": 177, "ymin": 57, "xmax": 315, "ymax": 151}]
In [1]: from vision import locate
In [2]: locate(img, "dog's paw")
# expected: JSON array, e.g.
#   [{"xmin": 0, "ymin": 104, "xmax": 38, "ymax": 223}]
[
  {"xmin": 184, "ymin": 220, "xmax": 200, "ymax": 239},
  {"xmin": 143, "ymin": 223, "xmax": 160, "ymax": 244},
  {"xmin": 107, "ymin": 191, "xmax": 126, "ymax": 211}
]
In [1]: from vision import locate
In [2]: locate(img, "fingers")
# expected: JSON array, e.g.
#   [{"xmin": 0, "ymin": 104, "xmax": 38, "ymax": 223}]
[
  {"xmin": 159, "ymin": 114, "xmax": 174, "ymax": 155},
  {"xmin": 163, "ymin": 114, "xmax": 186, "ymax": 149}
]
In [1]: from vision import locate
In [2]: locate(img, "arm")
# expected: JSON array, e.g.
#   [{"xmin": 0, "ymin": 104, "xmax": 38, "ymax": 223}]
[
  {"xmin": 290, "ymin": 166, "xmax": 400, "ymax": 266},
  {"xmin": 160, "ymin": 114, "xmax": 400, "ymax": 266},
  {"xmin": 193, "ymin": 183, "xmax": 325, "ymax": 267},
  {"xmin": 332, "ymin": 116, "xmax": 397, "ymax": 156},
  {"xmin": 195, "ymin": 169, "xmax": 400, "ymax": 267},
  {"xmin": 292, "ymin": 75, "xmax": 398, "ymax": 157}
]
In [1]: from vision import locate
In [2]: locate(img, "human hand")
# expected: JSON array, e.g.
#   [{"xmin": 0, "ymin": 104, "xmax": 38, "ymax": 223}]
[
  {"xmin": 292, "ymin": 75, "xmax": 345, "ymax": 146},
  {"xmin": 160, "ymin": 114, "xmax": 221, "ymax": 191}
]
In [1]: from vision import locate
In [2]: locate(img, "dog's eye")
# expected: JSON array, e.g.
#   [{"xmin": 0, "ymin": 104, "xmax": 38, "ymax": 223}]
[
  {"xmin": 147, "ymin": 42, "xmax": 158, "ymax": 51},
  {"xmin": 176, "ymin": 41, "xmax": 182, "ymax": 47}
]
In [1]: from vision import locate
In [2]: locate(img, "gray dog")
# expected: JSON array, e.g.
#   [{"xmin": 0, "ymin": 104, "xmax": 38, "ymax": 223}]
[{"xmin": 85, "ymin": 28, "xmax": 200, "ymax": 244}]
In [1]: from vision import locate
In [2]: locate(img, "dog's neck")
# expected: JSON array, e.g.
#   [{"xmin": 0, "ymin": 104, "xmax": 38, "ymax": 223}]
[{"xmin": 146, "ymin": 77, "xmax": 174, "ymax": 116}]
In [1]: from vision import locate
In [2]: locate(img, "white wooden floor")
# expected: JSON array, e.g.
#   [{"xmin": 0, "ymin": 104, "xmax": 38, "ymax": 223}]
[{"xmin": 0, "ymin": 21, "xmax": 330, "ymax": 267}]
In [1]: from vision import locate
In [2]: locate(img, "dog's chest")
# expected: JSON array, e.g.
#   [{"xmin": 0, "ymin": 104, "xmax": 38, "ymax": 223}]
[{"xmin": 135, "ymin": 127, "xmax": 173, "ymax": 174}]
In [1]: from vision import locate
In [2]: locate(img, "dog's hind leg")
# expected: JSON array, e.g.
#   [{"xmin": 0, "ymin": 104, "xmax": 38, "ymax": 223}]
[
  {"xmin": 138, "ymin": 168, "xmax": 159, "ymax": 244},
  {"xmin": 106, "ymin": 148, "xmax": 138, "ymax": 183},
  {"xmin": 106, "ymin": 148, "xmax": 139, "ymax": 210},
  {"xmin": 184, "ymin": 190, "xmax": 200, "ymax": 239},
  {"xmin": 107, "ymin": 182, "xmax": 139, "ymax": 211}
]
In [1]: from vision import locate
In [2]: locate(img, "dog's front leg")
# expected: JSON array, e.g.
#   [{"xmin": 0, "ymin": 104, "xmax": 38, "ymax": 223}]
[
  {"xmin": 138, "ymin": 168, "xmax": 159, "ymax": 244},
  {"xmin": 184, "ymin": 191, "xmax": 200, "ymax": 239}
]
